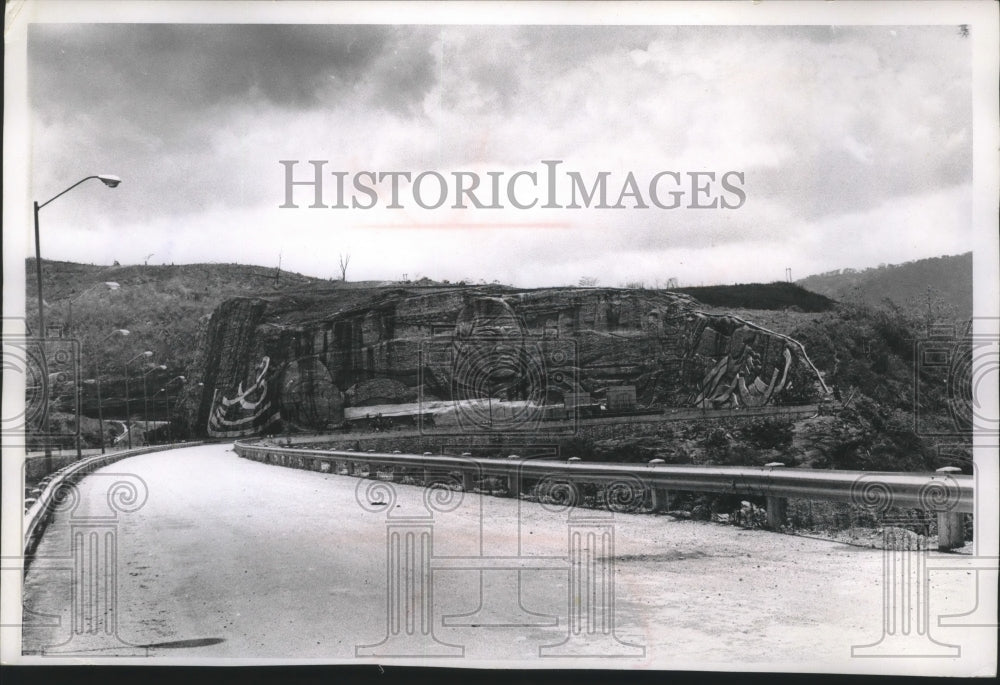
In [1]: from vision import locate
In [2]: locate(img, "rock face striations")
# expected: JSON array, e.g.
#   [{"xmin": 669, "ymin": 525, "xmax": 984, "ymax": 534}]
[{"xmin": 195, "ymin": 285, "xmax": 829, "ymax": 438}]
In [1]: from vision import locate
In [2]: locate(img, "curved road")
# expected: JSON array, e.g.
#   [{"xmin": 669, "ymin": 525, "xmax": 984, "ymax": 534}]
[{"xmin": 21, "ymin": 444, "xmax": 978, "ymax": 667}]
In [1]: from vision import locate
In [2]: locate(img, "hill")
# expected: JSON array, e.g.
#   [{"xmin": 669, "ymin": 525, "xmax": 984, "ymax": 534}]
[
  {"xmin": 673, "ymin": 282, "xmax": 836, "ymax": 312},
  {"xmin": 24, "ymin": 259, "xmax": 336, "ymax": 430},
  {"xmin": 796, "ymin": 253, "xmax": 972, "ymax": 320},
  {"xmin": 23, "ymin": 260, "xmax": 972, "ymax": 479}
]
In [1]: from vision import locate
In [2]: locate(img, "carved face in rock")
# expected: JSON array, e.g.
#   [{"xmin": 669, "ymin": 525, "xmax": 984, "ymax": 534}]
[
  {"xmin": 449, "ymin": 297, "xmax": 547, "ymax": 430},
  {"xmin": 453, "ymin": 297, "xmax": 527, "ymax": 388}
]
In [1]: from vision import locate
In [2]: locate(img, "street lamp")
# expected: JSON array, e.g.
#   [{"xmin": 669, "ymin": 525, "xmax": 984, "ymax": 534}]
[
  {"xmin": 33, "ymin": 174, "xmax": 122, "ymax": 340},
  {"xmin": 82, "ymin": 328, "xmax": 130, "ymax": 455},
  {"xmin": 143, "ymin": 364, "xmax": 168, "ymax": 435},
  {"xmin": 49, "ymin": 281, "xmax": 122, "ymax": 331},
  {"xmin": 33, "ymin": 174, "xmax": 121, "ymax": 462},
  {"xmin": 155, "ymin": 375, "xmax": 186, "ymax": 442},
  {"xmin": 124, "ymin": 350, "xmax": 152, "ymax": 449}
]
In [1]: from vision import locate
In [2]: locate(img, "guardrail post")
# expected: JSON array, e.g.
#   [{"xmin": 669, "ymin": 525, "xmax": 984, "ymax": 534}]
[
  {"xmin": 648, "ymin": 459, "xmax": 670, "ymax": 513},
  {"xmin": 764, "ymin": 462, "xmax": 786, "ymax": 530},
  {"xmin": 935, "ymin": 467, "xmax": 965, "ymax": 551},
  {"xmin": 506, "ymin": 473, "xmax": 520, "ymax": 497},
  {"xmin": 506, "ymin": 455, "xmax": 521, "ymax": 497},
  {"xmin": 651, "ymin": 488, "xmax": 671, "ymax": 513}
]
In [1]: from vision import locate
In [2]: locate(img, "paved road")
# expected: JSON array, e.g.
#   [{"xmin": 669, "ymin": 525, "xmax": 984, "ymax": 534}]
[{"xmin": 20, "ymin": 444, "xmax": 981, "ymax": 668}]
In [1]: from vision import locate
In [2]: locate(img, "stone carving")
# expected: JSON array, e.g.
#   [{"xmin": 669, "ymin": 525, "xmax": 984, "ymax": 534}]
[{"xmin": 195, "ymin": 286, "xmax": 828, "ymax": 436}]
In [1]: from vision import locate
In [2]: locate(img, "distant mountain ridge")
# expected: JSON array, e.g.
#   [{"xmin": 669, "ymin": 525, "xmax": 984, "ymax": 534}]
[{"xmin": 796, "ymin": 252, "xmax": 972, "ymax": 320}]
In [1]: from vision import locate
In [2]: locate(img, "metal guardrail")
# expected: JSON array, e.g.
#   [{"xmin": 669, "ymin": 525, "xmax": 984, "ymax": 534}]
[
  {"xmin": 233, "ymin": 441, "xmax": 973, "ymax": 515},
  {"xmin": 235, "ymin": 440, "xmax": 973, "ymax": 551},
  {"xmin": 22, "ymin": 441, "xmax": 204, "ymax": 561}
]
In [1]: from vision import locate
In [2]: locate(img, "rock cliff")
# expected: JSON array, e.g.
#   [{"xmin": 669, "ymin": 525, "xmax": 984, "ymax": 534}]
[{"xmin": 195, "ymin": 285, "xmax": 829, "ymax": 437}]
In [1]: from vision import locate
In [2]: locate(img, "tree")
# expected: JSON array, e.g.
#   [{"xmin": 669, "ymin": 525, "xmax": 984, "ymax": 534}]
[
  {"xmin": 338, "ymin": 253, "xmax": 351, "ymax": 281},
  {"xmin": 906, "ymin": 286, "xmax": 957, "ymax": 329},
  {"xmin": 578, "ymin": 276, "xmax": 599, "ymax": 287}
]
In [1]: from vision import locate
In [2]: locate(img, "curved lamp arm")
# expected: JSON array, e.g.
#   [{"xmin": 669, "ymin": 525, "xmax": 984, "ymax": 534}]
[{"xmin": 38, "ymin": 174, "xmax": 121, "ymax": 210}]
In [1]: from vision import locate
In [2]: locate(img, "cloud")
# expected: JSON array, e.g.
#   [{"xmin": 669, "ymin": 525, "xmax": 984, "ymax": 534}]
[{"xmin": 26, "ymin": 24, "xmax": 973, "ymax": 286}]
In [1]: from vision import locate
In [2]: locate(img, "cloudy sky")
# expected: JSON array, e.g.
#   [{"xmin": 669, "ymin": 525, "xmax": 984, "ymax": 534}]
[{"xmin": 26, "ymin": 21, "xmax": 972, "ymax": 287}]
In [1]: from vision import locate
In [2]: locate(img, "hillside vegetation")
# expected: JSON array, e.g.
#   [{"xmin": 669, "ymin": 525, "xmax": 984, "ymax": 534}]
[
  {"xmin": 550, "ymin": 297, "xmax": 971, "ymax": 478},
  {"xmin": 797, "ymin": 252, "xmax": 972, "ymax": 320},
  {"xmin": 673, "ymin": 282, "xmax": 835, "ymax": 312},
  {"xmin": 24, "ymin": 260, "xmax": 334, "ymax": 428}
]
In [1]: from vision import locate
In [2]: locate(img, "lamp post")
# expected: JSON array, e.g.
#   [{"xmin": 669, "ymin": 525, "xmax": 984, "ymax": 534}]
[
  {"xmin": 82, "ymin": 328, "xmax": 130, "ymax": 455},
  {"xmin": 33, "ymin": 174, "xmax": 121, "ymax": 463},
  {"xmin": 155, "ymin": 375, "xmax": 186, "ymax": 442},
  {"xmin": 66, "ymin": 285, "xmax": 121, "ymax": 459},
  {"xmin": 124, "ymin": 350, "xmax": 152, "ymax": 449},
  {"xmin": 61, "ymin": 281, "xmax": 121, "ymax": 331},
  {"xmin": 82, "ymin": 378, "xmax": 106, "ymax": 455},
  {"xmin": 142, "ymin": 364, "xmax": 167, "ymax": 436},
  {"xmin": 34, "ymin": 174, "xmax": 121, "ymax": 337},
  {"xmin": 44, "ymin": 280, "xmax": 122, "ymax": 333},
  {"xmin": 153, "ymin": 387, "xmax": 167, "ymax": 437},
  {"xmin": 191, "ymin": 382, "xmax": 204, "ymax": 440}
]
